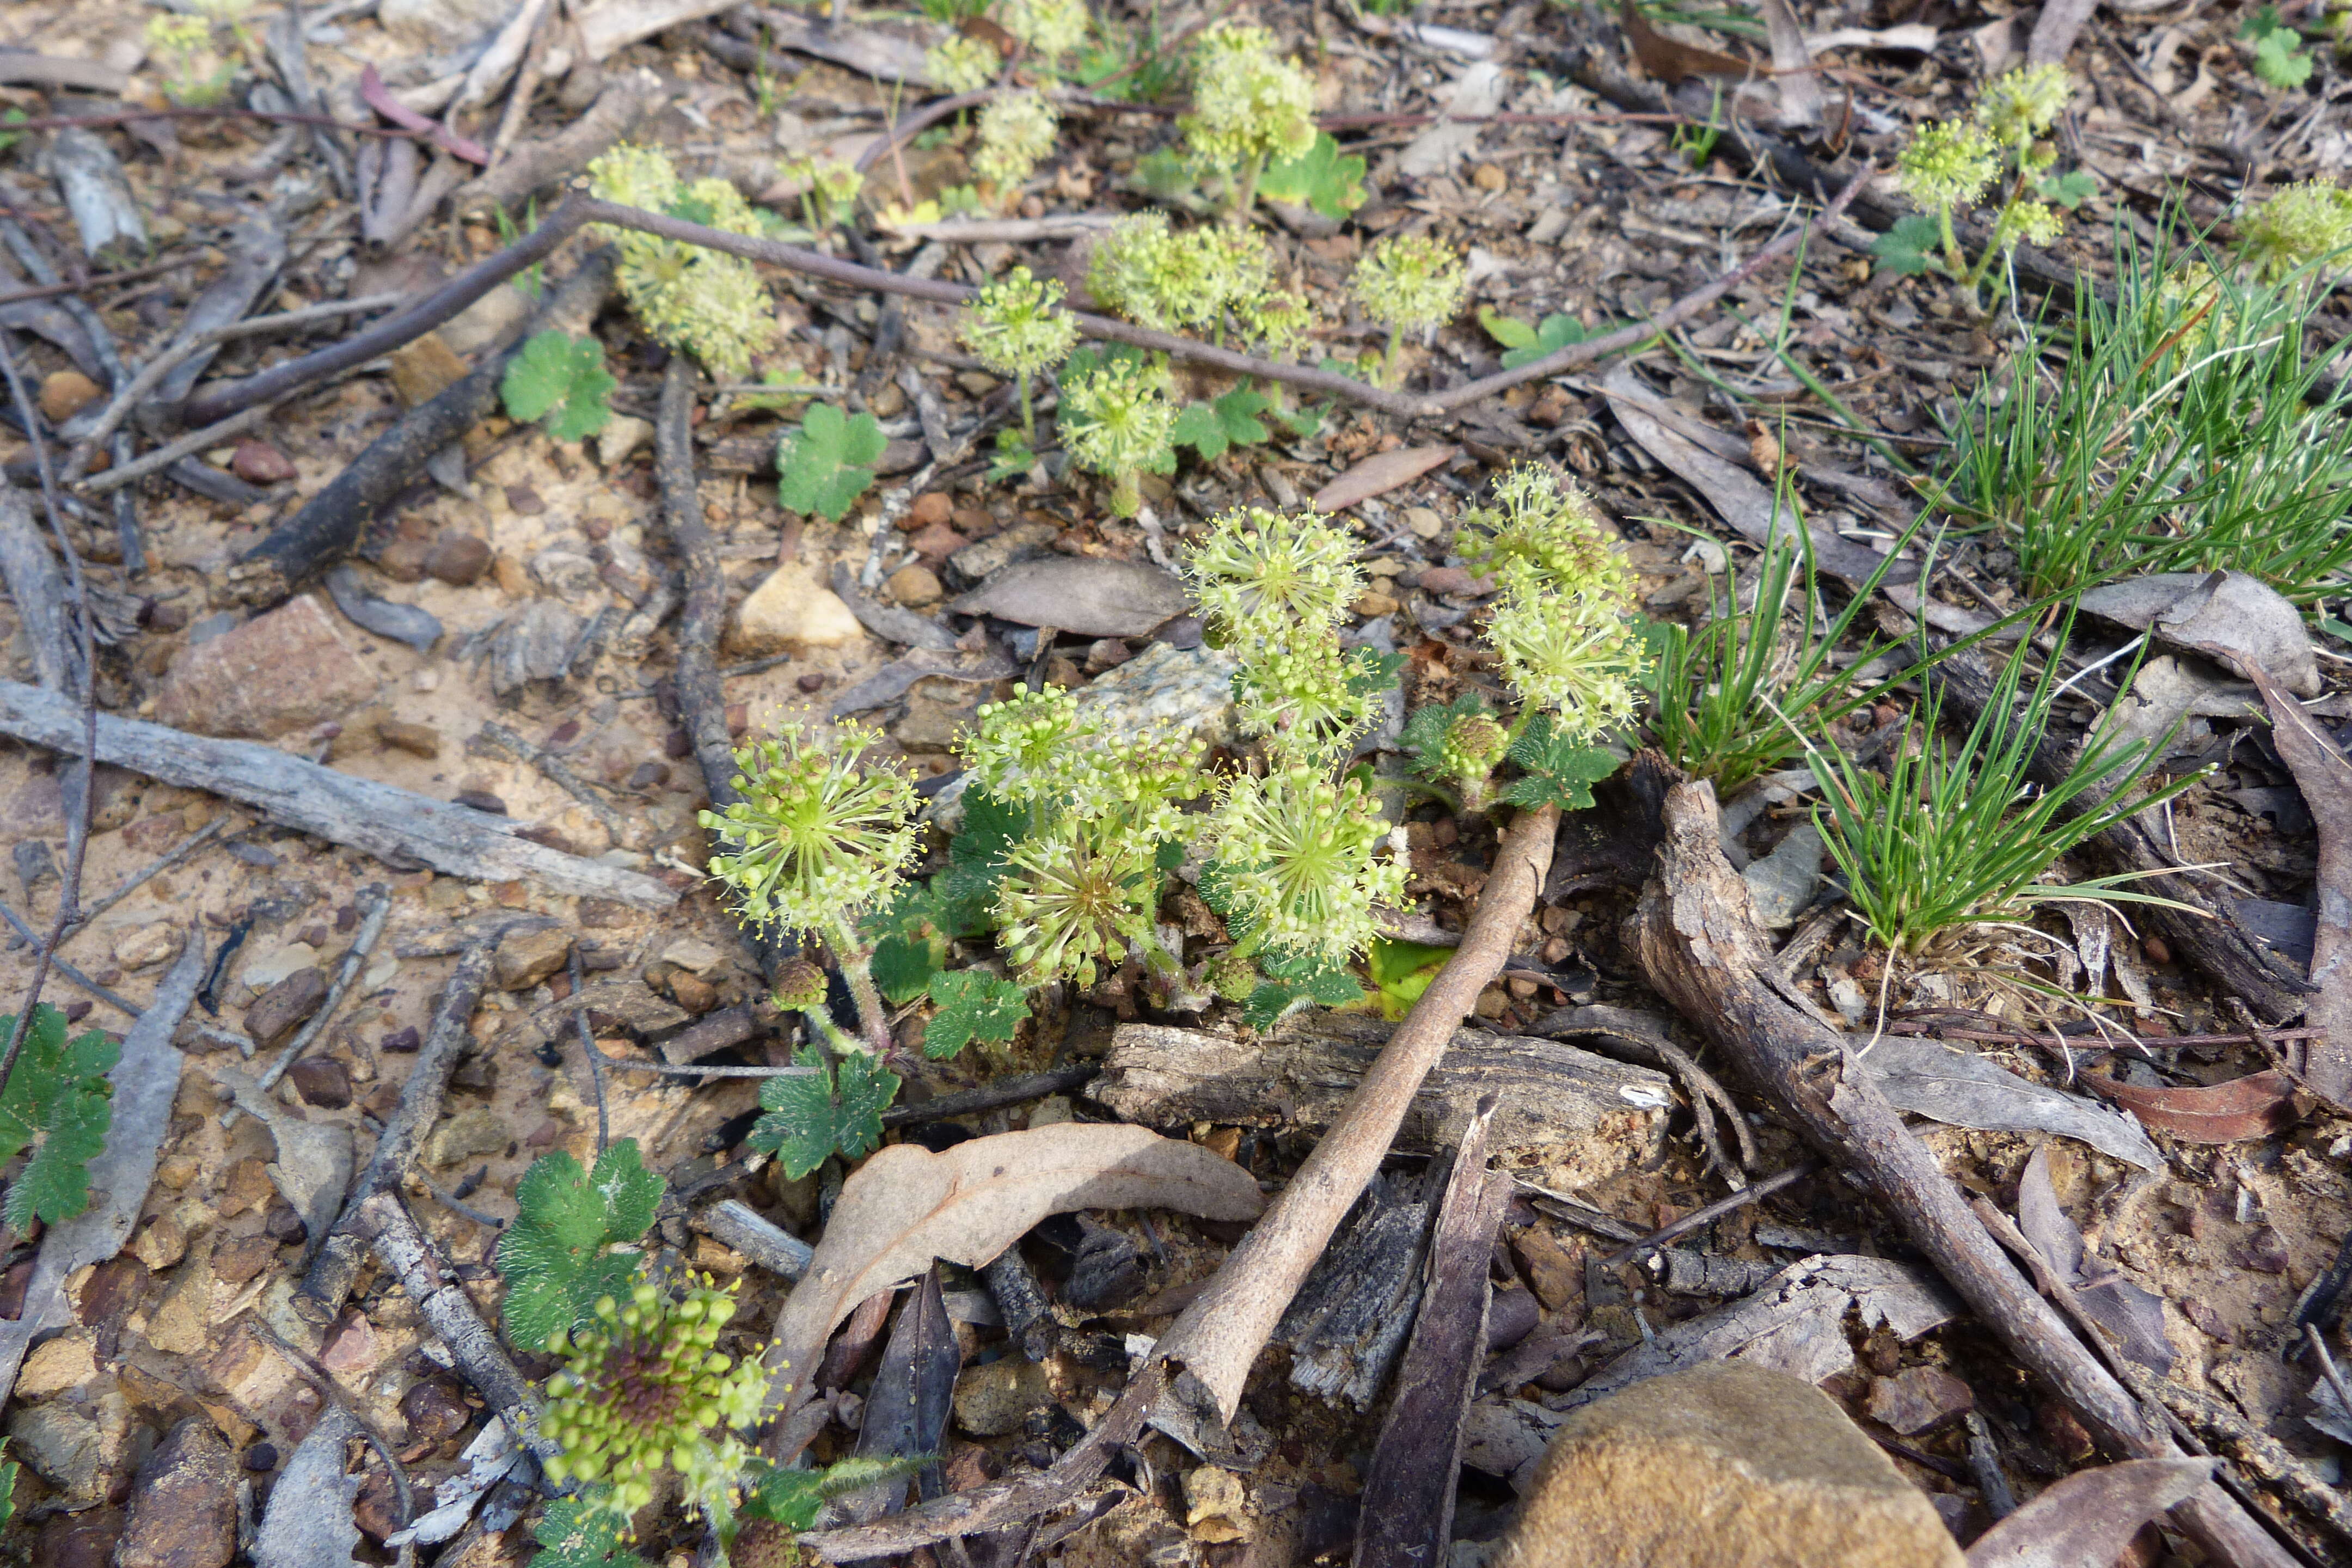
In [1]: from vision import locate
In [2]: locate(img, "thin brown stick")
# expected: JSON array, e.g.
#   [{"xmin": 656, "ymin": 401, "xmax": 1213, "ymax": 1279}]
[
  {"xmin": 247, "ymin": 1315, "xmax": 415, "ymax": 1529},
  {"xmin": 0, "ymin": 258, "xmax": 191, "ymax": 311},
  {"xmin": 1597, "ymin": 1159, "xmax": 1818, "ymax": 1267},
  {"xmin": 801, "ymin": 803, "xmax": 1560, "ymax": 1562}
]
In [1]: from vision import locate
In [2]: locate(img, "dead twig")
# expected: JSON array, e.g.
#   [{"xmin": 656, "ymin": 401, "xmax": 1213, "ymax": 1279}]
[
  {"xmin": 258, "ymin": 884, "xmax": 390, "ymax": 1092},
  {"xmin": 569, "ymin": 946, "xmax": 610, "ymax": 1157},
  {"xmin": 1597, "ymin": 1160, "xmax": 1819, "ymax": 1267}
]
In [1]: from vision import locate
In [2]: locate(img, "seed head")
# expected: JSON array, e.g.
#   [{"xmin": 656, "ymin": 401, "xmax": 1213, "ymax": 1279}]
[
  {"xmin": 1976, "ymin": 65, "xmax": 2072, "ymax": 146},
  {"xmin": 699, "ymin": 721, "xmax": 918, "ymax": 938}
]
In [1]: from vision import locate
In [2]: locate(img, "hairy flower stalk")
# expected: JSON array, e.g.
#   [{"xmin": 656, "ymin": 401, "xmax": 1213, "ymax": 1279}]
[
  {"xmin": 700, "ymin": 722, "xmax": 916, "ymax": 1049},
  {"xmin": 959, "ymin": 266, "xmax": 1079, "ymax": 440},
  {"xmin": 542, "ymin": 1275, "xmax": 768, "ymax": 1527}
]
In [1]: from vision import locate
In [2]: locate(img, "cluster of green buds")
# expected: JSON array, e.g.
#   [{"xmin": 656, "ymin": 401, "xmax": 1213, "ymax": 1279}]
[
  {"xmin": 2238, "ymin": 180, "xmax": 2352, "ymax": 281},
  {"xmin": 1206, "ymin": 764, "xmax": 1406, "ymax": 966},
  {"xmin": 1058, "ymin": 358, "xmax": 1178, "ymax": 516},
  {"xmin": 699, "ymin": 721, "xmax": 918, "ymax": 946},
  {"xmin": 1180, "ymin": 22, "xmax": 1320, "ymax": 213},
  {"xmin": 1892, "ymin": 67, "xmax": 2076, "ymax": 299},
  {"xmin": 974, "ymin": 90, "xmax": 1061, "ymax": 197},
  {"xmin": 147, "ymin": 7, "xmax": 240, "ymax": 106},
  {"xmin": 926, "ymin": 32, "xmax": 1002, "ymax": 93},
  {"xmin": 959, "ymin": 266, "xmax": 1079, "ymax": 440},
  {"xmin": 782, "ymin": 153, "xmax": 864, "ymax": 230},
  {"xmin": 1088, "ymin": 212, "xmax": 1273, "ymax": 340},
  {"xmin": 1003, "ymin": 0, "xmax": 1091, "ymax": 72},
  {"xmin": 1467, "ymin": 465, "xmax": 1644, "ymax": 742},
  {"xmin": 1349, "ymin": 235, "xmax": 1468, "ymax": 387},
  {"xmin": 1400, "ymin": 695, "xmax": 1513, "ymax": 812},
  {"xmin": 541, "ymin": 1274, "xmax": 768, "ymax": 1523},
  {"xmin": 589, "ymin": 144, "xmax": 780, "ymax": 380}
]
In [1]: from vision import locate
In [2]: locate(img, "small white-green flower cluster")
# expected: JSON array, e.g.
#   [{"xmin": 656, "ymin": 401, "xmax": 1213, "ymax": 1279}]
[
  {"xmin": 2240, "ymin": 181, "xmax": 2352, "ymax": 280},
  {"xmin": 589, "ymin": 144, "xmax": 779, "ymax": 380},
  {"xmin": 1207, "ymin": 765, "xmax": 1407, "ymax": 965},
  {"xmin": 1059, "ymin": 358, "xmax": 1178, "ymax": 517},
  {"xmin": 1350, "ymin": 235, "xmax": 1467, "ymax": 385},
  {"xmin": 1184, "ymin": 505, "xmax": 1364, "ymax": 639},
  {"xmin": 974, "ymin": 90, "xmax": 1060, "ymax": 193},
  {"xmin": 1977, "ymin": 64, "xmax": 2072, "ymax": 151},
  {"xmin": 1181, "ymin": 22, "xmax": 1319, "ymax": 174},
  {"xmin": 783, "ymin": 154, "xmax": 864, "ymax": 227},
  {"xmin": 700, "ymin": 721, "xmax": 919, "ymax": 939},
  {"xmin": 1892, "ymin": 67, "xmax": 2077, "ymax": 293},
  {"xmin": 1088, "ymin": 212, "xmax": 1275, "ymax": 336},
  {"xmin": 959, "ymin": 266, "xmax": 1079, "ymax": 379},
  {"xmin": 1003, "ymin": 0, "xmax": 1091, "ymax": 70},
  {"xmin": 1468, "ymin": 465, "xmax": 1644, "ymax": 742},
  {"xmin": 926, "ymin": 32, "xmax": 1001, "ymax": 93},
  {"xmin": 1894, "ymin": 119, "xmax": 2001, "ymax": 213}
]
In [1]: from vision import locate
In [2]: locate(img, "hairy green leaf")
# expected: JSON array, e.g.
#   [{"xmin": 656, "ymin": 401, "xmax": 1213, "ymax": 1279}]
[
  {"xmin": 500, "ymin": 331, "xmax": 616, "ymax": 442},
  {"xmin": 923, "ymin": 970, "xmax": 1029, "ymax": 1059},
  {"xmin": 532, "ymin": 1497, "xmax": 647, "ymax": 1568},
  {"xmin": 777, "ymin": 404, "xmax": 887, "ymax": 522},
  {"xmin": 1259, "ymin": 133, "xmax": 1369, "ymax": 220},
  {"xmin": 2039, "ymin": 169, "xmax": 2098, "ymax": 210},
  {"xmin": 749, "ymin": 1048, "xmax": 901, "ymax": 1179},
  {"xmin": 744, "ymin": 1456, "xmax": 934, "ymax": 1530},
  {"xmin": 494, "ymin": 1138, "xmax": 663, "ymax": 1350},
  {"xmin": 1869, "ymin": 213, "xmax": 1946, "ymax": 278},
  {"xmin": 1499, "ymin": 715, "xmax": 1624, "ymax": 812},
  {"xmin": 1242, "ymin": 950, "xmax": 1362, "ymax": 1031},
  {"xmin": 0, "ymin": 1003, "xmax": 119, "ymax": 1231}
]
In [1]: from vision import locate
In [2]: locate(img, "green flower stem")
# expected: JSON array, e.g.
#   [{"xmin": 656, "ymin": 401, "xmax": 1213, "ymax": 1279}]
[
  {"xmin": 825, "ymin": 917, "xmax": 893, "ymax": 1052},
  {"xmin": 1018, "ymin": 369, "xmax": 1036, "ymax": 442},
  {"xmin": 1232, "ymin": 150, "xmax": 1267, "ymax": 219},
  {"xmin": 1937, "ymin": 205, "xmax": 1968, "ymax": 281},
  {"xmin": 1382, "ymin": 324, "xmax": 1403, "ymax": 389},
  {"xmin": 1111, "ymin": 469, "xmax": 1143, "ymax": 517},
  {"xmin": 794, "ymin": 1002, "xmax": 859, "ymax": 1055}
]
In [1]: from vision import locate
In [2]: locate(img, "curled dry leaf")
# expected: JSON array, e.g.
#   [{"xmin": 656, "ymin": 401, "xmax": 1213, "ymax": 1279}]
[
  {"xmin": 2015, "ymin": 1144, "xmax": 2175, "ymax": 1375},
  {"xmin": 254, "ymin": 1404, "xmax": 365, "ymax": 1568},
  {"xmin": 2078, "ymin": 571, "xmax": 2320, "ymax": 697},
  {"xmin": 2082, "ymin": 1068, "xmax": 2296, "ymax": 1143},
  {"xmin": 1857, "ymin": 1036, "xmax": 2164, "ymax": 1171},
  {"xmin": 946, "ymin": 557, "xmax": 1192, "ymax": 639},
  {"xmin": 1614, "ymin": 0, "xmax": 1751, "ymax": 80},
  {"xmin": 1964, "ymin": 1457, "xmax": 2213, "ymax": 1567},
  {"xmin": 763, "ymin": 1125, "xmax": 1265, "ymax": 1417},
  {"xmin": 1310, "ymin": 444, "xmax": 1459, "ymax": 513}
]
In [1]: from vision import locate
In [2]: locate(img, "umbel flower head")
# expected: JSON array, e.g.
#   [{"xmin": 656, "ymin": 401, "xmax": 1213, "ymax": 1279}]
[
  {"xmin": 1183, "ymin": 504, "xmax": 1365, "ymax": 639},
  {"xmin": 974, "ymin": 90, "xmax": 1060, "ymax": 192},
  {"xmin": 1456, "ymin": 464, "xmax": 1633, "ymax": 601},
  {"xmin": 1180, "ymin": 22, "xmax": 1319, "ymax": 169},
  {"xmin": 996, "ymin": 822, "xmax": 1161, "ymax": 986},
  {"xmin": 1232, "ymin": 640, "xmax": 1387, "ymax": 765},
  {"xmin": 959, "ymin": 266, "xmax": 1079, "ymax": 379},
  {"xmin": 925, "ymin": 32, "xmax": 1001, "ymax": 93},
  {"xmin": 1209, "ymin": 765, "xmax": 1407, "ymax": 965},
  {"xmin": 1059, "ymin": 358, "xmax": 1178, "ymax": 517},
  {"xmin": 1895, "ymin": 120, "xmax": 2000, "ymax": 212},
  {"xmin": 1989, "ymin": 198, "xmax": 2062, "ymax": 253},
  {"xmin": 1976, "ymin": 64, "xmax": 2072, "ymax": 147},
  {"xmin": 2240, "ymin": 181, "xmax": 2352, "ymax": 281},
  {"xmin": 1002, "ymin": 0, "xmax": 1091, "ymax": 67},
  {"xmin": 1086, "ymin": 214, "xmax": 1272, "ymax": 335},
  {"xmin": 959, "ymin": 685, "xmax": 1101, "ymax": 806},
  {"xmin": 700, "ymin": 721, "xmax": 918, "ymax": 938},
  {"xmin": 1245, "ymin": 289, "xmax": 1314, "ymax": 360},
  {"xmin": 1350, "ymin": 235, "xmax": 1468, "ymax": 333},
  {"xmin": 1486, "ymin": 589, "xmax": 1645, "ymax": 742},
  {"xmin": 589, "ymin": 146, "xmax": 779, "ymax": 380},
  {"xmin": 541, "ymin": 1274, "xmax": 768, "ymax": 1522}
]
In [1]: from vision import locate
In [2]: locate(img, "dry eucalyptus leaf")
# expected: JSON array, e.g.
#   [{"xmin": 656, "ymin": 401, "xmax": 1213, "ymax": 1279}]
[
  {"xmin": 2015, "ymin": 1145, "xmax": 2176, "ymax": 1374},
  {"xmin": 1963, "ymin": 1457, "xmax": 2212, "ymax": 1567},
  {"xmin": 2078, "ymin": 571, "xmax": 2320, "ymax": 697},
  {"xmin": 765, "ymin": 1125, "xmax": 1265, "ymax": 1413},
  {"xmin": 211, "ymin": 1064, "xmax": 356, "ymax": 1262},
  {"xmin": 1310, "ymin": 444, "xmax": 1458, "ymax": 512},
  {"xmin": 2081, "ymin": 1068, "xmax": 2296, "ymax": 1143},
  {"xmin": 1856, "ymin": 1036, "xmax": 2164, "ymax": 1171},
  {"xmin": 947, "ymin": 557, "xmax": 1191, "ymax": 639}
]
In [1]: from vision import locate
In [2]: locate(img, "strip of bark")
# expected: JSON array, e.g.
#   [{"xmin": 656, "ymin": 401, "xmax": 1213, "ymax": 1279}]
[
  {"xmin": 0, "ymin": 679, "xmax": 673, "ymax": 908},
  {"xmin": 450, "ymin": 72, "xmax": 652, "ymax": 216},
  {"xmin": 297, "ymin": 928, "xmax": 507, "ymax": 1323},
  {"xmin": 223, "ymin": 250, "xmax": 614, "ymax": 604},
  {"xmin": 1355, "ymin": 1098, "xmax": 1508, "ymax": 1568},
  {"xmin": 1627, "ymin": 776, "xmax": 2296, "ymax": 1568},
  {"xmin": 655, "ymin": 357, "xmax": 797, "ymax": 988},
  {"xmin": 799, "ymin": 803, "xmax": 1559, "ymax": 1561}
]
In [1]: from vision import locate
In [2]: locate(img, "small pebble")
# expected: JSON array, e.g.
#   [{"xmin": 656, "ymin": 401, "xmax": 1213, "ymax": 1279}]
[
  {"xmin": 797, "ymin": 672, "xmax": 828, "ymax": 693},
  {"xmin": 230, "ymin": 439, "xmax": 298, "ymax": 484},
  {"xmin": 452, "ymin": 789, "xmax": 506, "ymax": 814},
  {"xmin": 242, "ymin": 1444, "xmax": 278, "ymax": 1472},
  {"xmin": 39, "ymin": 370, "xmax": 101, "ymax": 422}
]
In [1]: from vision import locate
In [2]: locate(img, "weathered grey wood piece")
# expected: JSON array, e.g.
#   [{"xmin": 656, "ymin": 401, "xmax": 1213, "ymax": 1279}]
[
  {"xmin": 0, "ymin": 679, "xmax": 675, "ymax": 908},
  {"xmin": 1091, "ymin": 1014, "xmax": 1675, "ymax": 1152}
]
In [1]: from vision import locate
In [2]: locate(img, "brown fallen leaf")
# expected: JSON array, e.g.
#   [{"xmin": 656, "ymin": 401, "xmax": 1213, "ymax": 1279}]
[
  {"xmin": 946, "ymin": 556, "xmax": 1191, "ymax": 638},
  {"xmin": 1964, "ymin": 1457, "xmax": 2212, "ymax": 1568},
  {"xmin": 1616, "ymin": 0, "xmax": 1753, "ymax": 82},
  {"xmin": 763, "ymin": 1125, "xmax": 1264, "ymax": 1416},
  {"xmin": 2082, "ymin": 1068, "xmax": 2296, "ymax": 1142},
  {"xmin": 1311, "ymin": 444, "xmax": 1458, "ymax": 512}
]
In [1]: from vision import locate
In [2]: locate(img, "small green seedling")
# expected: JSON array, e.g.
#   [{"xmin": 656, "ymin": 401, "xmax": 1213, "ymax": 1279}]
[
  {"xmin": 1478, "ymin": 307, "xmax": 1619, "ymax": 369},
  {"xmin": 777, "ymin": 404, "xmax": 888, "ymax": 522},
  {"xmin": 0, "ymin": 1002, "xmax": 119, "ymax": 1231},
  {"xmin": 2243, "ymin": 7, "xmax": 2316, "ymax": 87},
  {"xmin": 1173, "ymin": 385, "xmax": 1273, "ymax": 459},
  {"xmin": 493, "ymin": 1138, "xmax": 663, "ymax": 1350},
  {"xmin": 500, "ymin": 332, "xmax": 616, "ymax": 443}
]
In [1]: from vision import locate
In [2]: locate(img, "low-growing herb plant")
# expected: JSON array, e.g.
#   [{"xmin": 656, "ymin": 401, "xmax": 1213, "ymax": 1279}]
[
  {"xmin": 1003, "ymin": 0, "xmax": 1092, "ymax": 73},
  {"xmin": 973, "ymin": 90, "xmax": 1061, "ymax": 201},
  {"xmin": 148, "ymin": 13, "xmax": 236, "ymax": 106},
  {"xmin": 1876, "ymin": 66, "xmax": 2081, "ymax": 305},
  {"xmin": 781, "ymin": 154, "xmax": 864, "ymax": 231},
  {"xmin": 1058, "ymin": 356, "xmax": 1179, "ymax": 516},
  {"xmin": 0, "ymin": 1003, "xmax": 118, "ymax": 1230},
  {"xmin": 958, "ymin": 264, "xmax": 1079, "ymax": 444},
  {"xmin": 1180, "ymin": 21, "xmax": 1320, "ymax": 216},
  {"xmin": 1350, "ymin": 235, "xmax": 1469, "ymax": 388},
  {"xmin": 2239, "ymin": 180, "xmax": 2352, "ymax": 280}
]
